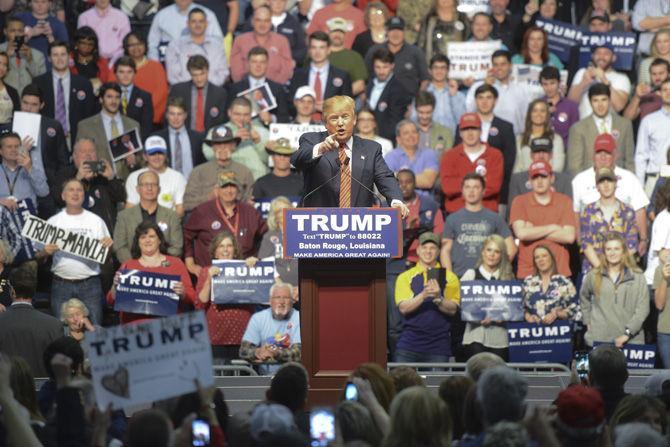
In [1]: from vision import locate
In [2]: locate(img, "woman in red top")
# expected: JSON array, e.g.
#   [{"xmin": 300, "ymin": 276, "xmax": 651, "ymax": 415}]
[
  {"xmin": 108, "ymin": 221, "xmax": 195, "ymax": 324},
  {"xmin": 69, "ymin": 27, "xmax": 113, "ymax": 92},
  {"xmin": 195, "ymin": 230, "xmax": 256, "ymax": 364}
]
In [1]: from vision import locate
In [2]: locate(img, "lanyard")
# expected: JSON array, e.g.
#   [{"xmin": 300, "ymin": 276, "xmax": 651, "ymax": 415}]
[
  {"xmin": 215, "ymin": 199, "xmax": 240, "ymax": 236},
  {"xmin": 0, "ymin": 165, "xmax": 21, "ymax": 197}
]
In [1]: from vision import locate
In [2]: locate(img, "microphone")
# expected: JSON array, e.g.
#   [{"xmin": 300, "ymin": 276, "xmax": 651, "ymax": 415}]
[
  {"xmin": 299, "ymin": 156, "xmax": 344, "ymax": 207},
  {"xmin": 342, "ymin": 156, "xmax": 387, "ymax": 207}
]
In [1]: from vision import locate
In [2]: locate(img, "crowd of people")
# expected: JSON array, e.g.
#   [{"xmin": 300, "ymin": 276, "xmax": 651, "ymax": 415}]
[{"xmin": 0, "ymin": 0, "xmax": 668, "ymax": 444}]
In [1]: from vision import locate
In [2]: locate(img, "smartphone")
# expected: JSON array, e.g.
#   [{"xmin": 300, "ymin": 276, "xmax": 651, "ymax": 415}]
[
  {"xmin": 191, "ymin": 418, "xmax": 210, "ymax": 447},
  {"xmin": 344, "ymin": 382, "xmax": 358, "ymax": 401},
  {"xmin": 84, "ymin": 160, "xmax": 105, "ymax": 174},
  {"xmin": 310, "ymin": 408, "xmax": 335, "ymax": 447},
  {"xmin": 574, "ymin": 351, "xmax": 590, "ymax": 381},
  {"xmin": 427, "ymin": 267, "xmax": 447, "ymax": 291}
]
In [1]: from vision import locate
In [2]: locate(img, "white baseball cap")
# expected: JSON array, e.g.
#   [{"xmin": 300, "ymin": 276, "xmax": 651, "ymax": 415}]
[{"xmin": 294, "ymin": 86, "xmax": 317, "ymax": 101}]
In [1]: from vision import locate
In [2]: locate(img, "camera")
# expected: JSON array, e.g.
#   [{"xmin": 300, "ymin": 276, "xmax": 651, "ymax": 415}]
[
  {"xmin": 14, "ymin": 35, "xmax": 24, "ymax": 48},
  {"xmin": 84, "ymin": 160, "xmax": 105, "ymax": 175}
]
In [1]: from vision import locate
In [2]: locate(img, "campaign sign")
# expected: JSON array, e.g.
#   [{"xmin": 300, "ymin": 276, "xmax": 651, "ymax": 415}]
[
  {"xmin": 86, "ymin": 311, "xmax": 214, "ymax": 410},
  {"xmin": 21, "ymin": 215, "xmax": 109, "ymax": 263},
  {"xmin": 457, "ymin": 0, "xmax": 490, "ymax": 15},
  {"xmin": 269, "ymin": 123, "xmax": 325, "ymax": 150},
  {"xmin": 593, "ymin": 342, "xmax": 656, "ymax": 369},
  {"xmin": 254, "ymin": 196, "xmax": 300, "ymax": 220},
  {"xmin": 211, "ymin": 260, "xmax": 276, "ymax": 304},
  {"xmin": 114, "ymin": 269, "xmax": 181, "ymax": 316},
  {"xmin": 535, "ymin": 18, "xmax": 636, "ymax": 70},
  {"xmin": 109, "ymin": 128, "xmax": 142, "ymax": 161},
  {"xmin": 447, "ymin": 40, "xmax": 502, "ymax": 80},
  {"xmin": 508, "ymin": 321, "xmax": 573, "ymax": 363},
  {"xmin": 577, "ymin": 32, "xmax": 637, "ymax": 71},
  {"xmin": 283, "ymin": 208, "xmax": 402, "ymax": 259},
  {"xmin": 511, "ymin": 65, "xmax": 568, "ymax": 97},
  {"xmin": 460, "ymin": 280, "xmax": 524, "ymax": 322},
  {"xmin": 1, "ymin": 198, "xmax": 38, "ymax": 263}
]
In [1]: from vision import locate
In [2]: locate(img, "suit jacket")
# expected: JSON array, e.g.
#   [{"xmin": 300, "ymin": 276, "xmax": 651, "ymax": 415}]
[
  {"xmin": 113, "ymin": 204, "xmax": 183, "ymax": 263},
  {"xmin": 153, "ymin": 127, "xmax": 206, "ymax": 170},
  {"xmin": 39, "ymin": 117, "xmax": 73, "ymax": 217},
  {"xmin": 567, "ymin": 112, "xmax": 635, "ymax": 176},
  {"xmin": 291, "ymin": 132, "xmax": 402, "ymax": 207},
  {"xmin": 76, "ymin": 113, "xmax": 143, "ymax": 181},
  {"xmin": 288, "ymin": 65, "xmax": 352, "ymax": 119},
  {"xmin": 168, "ymin": 81, "xmax": 228, "ymax": 131},
  {"xmin": 226, "ymin": 78, "xmax": 290, "ymax": 123},
  {"xmin": 33, "ymin": 71, "xmax": 99, "ymax": 142},
  {"xmin": 365, "ymin": 76, "xmax": 411, "ymax": 143},
  {"xmin": 0, "ymin": 303, "xmax": 63, "ymax": 377},
  {"xmin": 454, "ymin": 116, "xmax": 517, "ymax": 205},
  {"xmin": 124, "ymin": 85, "xmax": 154, "ymax": 140}
]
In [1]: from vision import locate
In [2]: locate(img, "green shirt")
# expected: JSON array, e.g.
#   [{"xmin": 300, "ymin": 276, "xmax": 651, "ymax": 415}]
[{"xmin": 329, "ymin": 49, "xmax": 368, "ymax": 82}]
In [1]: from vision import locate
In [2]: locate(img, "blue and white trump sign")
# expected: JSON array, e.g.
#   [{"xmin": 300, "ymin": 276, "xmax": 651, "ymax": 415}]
[
  {"xmin": 460, "ymin": 280, "xmax": 524, "ymax": 322},
  {"xmin": 86, "ymin": 311, "xmax": 213, "ymax": 409},
  {"xmin": 508, "ymin": 321, "xmax": 573, "ymax": 363},
  {"xmin": 283, "ymin": 208, "xmax": 402, "ymax": 258},
  {"xmin": 114, "ymin": 269, "xmax": 181, "ymax": 316},
  {"xmin": 211, "ymin": 260, "xmax": 276, "ymax": 304},
  {"xmin": 594, "ymin": 342, "xmax": 656, "ymax": 369}
]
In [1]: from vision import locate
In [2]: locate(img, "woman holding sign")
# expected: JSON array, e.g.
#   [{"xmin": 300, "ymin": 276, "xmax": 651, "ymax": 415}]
[
  {"xmin": 580, "ymin": 233, "xmax": 649, "ymax": 348},
  {"xmin": 523, "ymin": 245, "xmax": 578, "ymax": 325},
  {"xmin": 194, "ymin": 231, "xmax": 256, "ymax": 364},
  {"xmin": 460, "ymin": 234, "xmax": 515, "ymax": 361},
  {"xmin": 107, "ymin": 221, "xmax": 195, "ymax": 324}
]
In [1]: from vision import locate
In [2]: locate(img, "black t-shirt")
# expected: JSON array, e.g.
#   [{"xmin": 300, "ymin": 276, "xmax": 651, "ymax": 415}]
[{"xmin": 252, "ymin": 172, "xmax": 304, "ymax": 200}]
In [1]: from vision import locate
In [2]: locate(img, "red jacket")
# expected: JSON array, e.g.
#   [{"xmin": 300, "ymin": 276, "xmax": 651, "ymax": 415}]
[{"xmin": 440, "ymin": 143, "xmax": 504, "ymax": 213}]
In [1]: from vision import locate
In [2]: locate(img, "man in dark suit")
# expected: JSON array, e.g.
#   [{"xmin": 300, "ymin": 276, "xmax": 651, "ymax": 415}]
[
  {"xmin": 114, "ymin": 56, "xmax": 154, "ymax": 139},
  {"xmin": 226, "ymin": 46, "xmax": 290, "ymax": 124},
  {"xmin": 168, "ymin": 54, "xmax": 227, "ymax": 133},
  {"xmin": 454, "ymin": 83, "xmax": 517, "ymax": 210},
  {"xmin": 32, "ymin": 41, "xmax": 98, "ymax": 143},
  {"xmin": 0, "ymin": 264, "xmax": 62, "ymax": 377},
  {"xmin": 153, "ymin": 96, "xmax": 205, "ymax": 179},
  {"xmin": 291, "ymin": 95, "xmax": 408, "ymax": 217},
  {"xmin": 19, "ymin": 84, "xmax": 72, "ymax": 218},
  {"xmin": 365, "ymin": 48, "xmax": 411, "ymax": 143},
  {"xmin": 287, "ymin": 31, "xmax": 352, "ymax": 119}
]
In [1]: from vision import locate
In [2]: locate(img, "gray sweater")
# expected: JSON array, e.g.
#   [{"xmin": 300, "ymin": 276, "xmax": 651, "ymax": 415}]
[{"xmin": 580, "ymin": 268, "xmax": 649, "ymax": 346}]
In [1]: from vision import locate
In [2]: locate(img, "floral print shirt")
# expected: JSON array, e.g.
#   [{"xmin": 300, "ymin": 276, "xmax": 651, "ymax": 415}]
[
  {"xmin": 579, "ymin": 200, "xmax": 638, "ymax": 274},
  {"xmin": 523, "ymin": 274, "xmax": 580, "ymax": 321}
]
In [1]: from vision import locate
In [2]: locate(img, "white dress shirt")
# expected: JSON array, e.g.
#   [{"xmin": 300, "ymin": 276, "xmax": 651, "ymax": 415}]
[
  {"xmin": 308, "ymin": 62, "xmax": 329, "ymax": 98},
  {"xmin": 635, "ymin": 106, "xmax": 670, "ymax": 182}
]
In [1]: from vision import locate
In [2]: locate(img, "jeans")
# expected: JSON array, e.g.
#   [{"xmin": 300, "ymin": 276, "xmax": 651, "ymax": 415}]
[
  {"xmin": 463, "ymin": 342, "xmax": 509, "ymax": 362},
  {"xmin": 51, "ymin": 276, "xmax": 103, "ymax": 325},
  {"xmin": 658, "ymin": 333, "xmax": 670, "ymax": 368},
  {"xmin": 394, "ymin": 349, "xmax": 449, "ymax": 364}
]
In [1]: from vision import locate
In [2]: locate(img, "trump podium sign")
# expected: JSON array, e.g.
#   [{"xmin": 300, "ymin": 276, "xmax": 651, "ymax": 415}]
[{"xmin": 283, "ymin": 208, "xmax": 402, "ymax": 258}]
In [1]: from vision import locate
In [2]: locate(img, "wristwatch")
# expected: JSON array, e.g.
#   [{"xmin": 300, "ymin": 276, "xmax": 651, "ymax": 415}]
[{"xmin": 624, "ymin": 328, "xmax": 632, "ymax": 337}]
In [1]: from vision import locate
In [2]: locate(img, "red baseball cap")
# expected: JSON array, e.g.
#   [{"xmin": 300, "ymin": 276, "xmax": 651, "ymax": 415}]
[
  {"xmin": 593, "ymin": 133, "xmax": 616, "ymax": 154},
  {"xmin": 459, "ymin": 113, "xmax": 481, "ymax": 130},
  {"xmin": 528, "ymin": 161, "xmax": 552, "ymax": 178}
]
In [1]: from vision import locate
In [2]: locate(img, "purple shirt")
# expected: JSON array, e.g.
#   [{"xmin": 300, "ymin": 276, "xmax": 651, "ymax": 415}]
[
  {"xmin": 384, "ymin": 147, "xmax": 439, "ymax": 178},
  {"xmin": 546, "ymin": 96, "xmax": 579, "ymax": 148}
]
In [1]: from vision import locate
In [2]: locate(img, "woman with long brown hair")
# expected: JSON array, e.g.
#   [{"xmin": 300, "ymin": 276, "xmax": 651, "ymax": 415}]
[
  {"xmin": 513, "ymin": 99, "xmax": 565, "ymax": 173},
  {"xmin": 511, "ymin": 26, "xmax": 564, "ymax": 68},
  {"xmin": 415, "ymin": 0, "xmax": 469, "ymax": 63},
  {"xmin": 580, "ymin": 233, "xmax": 649, "ymax": 347}
]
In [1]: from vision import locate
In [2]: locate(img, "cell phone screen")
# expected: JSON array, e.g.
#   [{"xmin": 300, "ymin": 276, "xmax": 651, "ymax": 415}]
[
  {"xmin": 310, "ymin": 409, "xmax": 335, "ymax": 447},
  {"xmin": 574, "ymin": 352, "xmax": 589, "ymax": 379},
  {"xmin": 344, "ymin": 382, "xmax": 358, "ymax": 401},
  {"xmin": 192, "ymin": 419, "xmax": 210, "ymax": 447}
]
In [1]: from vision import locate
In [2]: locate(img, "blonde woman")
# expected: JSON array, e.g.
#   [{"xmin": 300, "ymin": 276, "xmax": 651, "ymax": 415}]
[
  {"xmin": 580, "ymin": 233, "xmax": 649, "ymax": 348},
  {"xmin": 60, "ymin": 298, "xmax": 96, "ymax": 341},
  {"xmin": 638, "ymin": 29, "xmax": 670, "ymax": 85},
  {"xmin": 460, "ymin": 234, "xmax": 515, "ymax": 361}
]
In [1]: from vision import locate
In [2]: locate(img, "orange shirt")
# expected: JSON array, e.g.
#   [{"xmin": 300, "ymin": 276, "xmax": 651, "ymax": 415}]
[{"xmin": 509, "ymin": 191, "xmax": 576, "ymax": 279}]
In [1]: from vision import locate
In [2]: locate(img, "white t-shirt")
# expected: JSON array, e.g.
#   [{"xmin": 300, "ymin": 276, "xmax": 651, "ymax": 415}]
[
  {"xmin": 125, "ymin": 168, "xmax": 187, "ymax": 210},
  {"xmin": 572, "ymin": 166, "xmax": 650, "ymax": 213},
  {"xmin": 47, "ymin": 209, "xmax": 110, "ymax": 280},
  {"xmin": 646, "ymin": 210, "xmax": 670, "ymax": 284},
  {"xmin": 571, "ymin": 68, "xmax": 632, "ymax": 118}
]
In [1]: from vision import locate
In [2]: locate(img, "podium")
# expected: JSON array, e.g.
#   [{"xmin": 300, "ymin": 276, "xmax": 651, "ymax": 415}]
[{"xmin": 283, "ymin": 208, "xmax": 402, "ymax": 404}]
